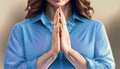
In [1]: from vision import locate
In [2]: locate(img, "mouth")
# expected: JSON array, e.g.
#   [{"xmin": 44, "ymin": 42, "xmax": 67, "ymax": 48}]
[{"xmin": 54, "ymin": 0, "xmax": 61, "ymax": 2}]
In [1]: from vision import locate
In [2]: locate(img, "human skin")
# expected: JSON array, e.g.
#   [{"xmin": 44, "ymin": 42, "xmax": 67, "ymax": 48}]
[{"xmin": 37, "ymin": 0, "xmax": 87, "ymax": 69}]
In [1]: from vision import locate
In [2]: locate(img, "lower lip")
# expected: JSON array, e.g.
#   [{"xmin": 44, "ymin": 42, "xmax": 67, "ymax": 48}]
[{"xmin": 54, "ymin": 0, "xmax": 61, "ymax": 2}]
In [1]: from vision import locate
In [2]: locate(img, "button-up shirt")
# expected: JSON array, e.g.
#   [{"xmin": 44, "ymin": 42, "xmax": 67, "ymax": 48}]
[{"xmin": 4, "ymin": 11, "xmax": 115, "ymax": 69}]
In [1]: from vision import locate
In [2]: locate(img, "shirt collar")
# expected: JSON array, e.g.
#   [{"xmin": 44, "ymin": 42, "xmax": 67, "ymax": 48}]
[
  {"xmin": 71, "ymin": 11, "xmax": 90, "ymax": 23},
  {"xmin": 30, "ymin": 11, "xmax": 90, "ymax": 24},
  {"xmin": 31, "ymin": 11, "xmax": 50, "ymax": 24}
]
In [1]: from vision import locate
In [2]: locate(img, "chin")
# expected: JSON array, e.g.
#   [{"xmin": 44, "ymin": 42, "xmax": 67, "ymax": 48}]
[
  {"xmin": 47, "ymin": 0, "xmax": 70, "ymax": 8},
  {"xmin": 53, "ymin": 3, "xmax": 65, "ymax": 7}
]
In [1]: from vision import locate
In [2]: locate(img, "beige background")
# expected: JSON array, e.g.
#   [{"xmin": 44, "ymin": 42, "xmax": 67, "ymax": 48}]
[{"xmin": 0, "ymin": 0, "xmax": 120, "ymax": 69}]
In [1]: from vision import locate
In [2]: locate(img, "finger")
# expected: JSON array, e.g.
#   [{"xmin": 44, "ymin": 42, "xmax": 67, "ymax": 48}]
[
  {"xmin": 59, "ymin": 7, "xmax": 66, "ymax": 25},
  {"xmin": 60, "ymin": 23, "xmax": 69, "ymax": 38},
  {"xmin": 60, "ymin": 21, "xmax": 68, "ymax": 33},
  {"xmin": 59, "ymin": 8, "xmax": 68, "ymax": 32},
  {"xmin": 53, "ymin": 8, "xmax": 60, "ymax": 26},
  {"xmin": 52, "ymin": 26, "xmax": 60, "ymax": 51},
  {"xmin": 59, "ymin": 24, "xmax": 62, "ymax": 38},
  {"xmin": 54, "ymin": 25, "xmax": 59, "ymax": 35},
  {"xmin": 60, "ymin": 24, "xmax": 64, "ymax": 38},
  {"xmin": 52, "ymin": 26, "xmax": 60, "ymax": 45}
]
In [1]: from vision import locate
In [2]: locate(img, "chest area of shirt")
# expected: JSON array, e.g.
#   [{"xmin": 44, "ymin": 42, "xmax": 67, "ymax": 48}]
[{"xmin": 23, "ymin": 24, "xmax": 95, "ymax": 60}]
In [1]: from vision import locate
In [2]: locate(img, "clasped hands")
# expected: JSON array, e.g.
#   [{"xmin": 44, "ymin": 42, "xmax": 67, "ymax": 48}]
[
  {"xmin": 51, "ymin": 7, "xmax": 72, "ymax": 55},
  {"xmin": 37, "ymin": 7, "xmax": 86, "ymax": 69}
]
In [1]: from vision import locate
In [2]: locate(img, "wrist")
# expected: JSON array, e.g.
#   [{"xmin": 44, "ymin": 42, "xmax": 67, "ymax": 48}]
[
  {"xmin": 49, "ymin": 49, "xmax": 59, "ymax": 56},
  {"xmin": 63, "ymin": 48, "xmax": 73, "ymax": 56}
]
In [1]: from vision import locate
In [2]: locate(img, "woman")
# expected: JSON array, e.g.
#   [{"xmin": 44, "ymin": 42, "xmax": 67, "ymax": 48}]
[{"xmin": 4, "ymin": 0, "xmax": 115, "ymax": 69}]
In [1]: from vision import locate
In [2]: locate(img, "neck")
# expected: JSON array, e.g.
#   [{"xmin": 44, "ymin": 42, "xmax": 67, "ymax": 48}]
[{"xmin": 45, "ymin": 2, "xmax": 72, "ymax": 22}]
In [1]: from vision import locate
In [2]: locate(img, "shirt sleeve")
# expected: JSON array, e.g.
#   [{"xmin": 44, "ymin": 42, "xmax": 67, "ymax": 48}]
[
  {"xmin": 85, "ymin": 23, "xmax": 115, "ymax": 69},
  {"xmin": 4, "ymin": 24, "xmax": 37, "ymax": 69}
]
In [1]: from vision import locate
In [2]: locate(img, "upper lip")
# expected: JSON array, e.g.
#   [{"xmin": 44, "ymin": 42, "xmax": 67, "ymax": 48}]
[{"xmin": 54, "ymin": 0, "xmax": 61, "ymax": 2}]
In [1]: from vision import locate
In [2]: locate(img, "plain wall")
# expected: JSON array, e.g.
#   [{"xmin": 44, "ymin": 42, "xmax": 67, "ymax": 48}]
[{"xmin": 0, "ymin": 0, "xmax": 120, "ymax": 69}]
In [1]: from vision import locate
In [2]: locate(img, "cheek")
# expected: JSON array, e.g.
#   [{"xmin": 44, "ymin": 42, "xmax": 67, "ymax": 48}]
[
  {"xmin": 47, "ymin": 0, "xmax": 52, "ymax": 3},
  {"xmin": 47, "ymin": 0, "xmax": 57, "ymax": 6},
  {"xmin": 66, "ymin": 0, "xmax": 70, "ymax": 2},
  {"xmin": 47, "ymin": 0, "xmax": 54, "ymax": 4}
]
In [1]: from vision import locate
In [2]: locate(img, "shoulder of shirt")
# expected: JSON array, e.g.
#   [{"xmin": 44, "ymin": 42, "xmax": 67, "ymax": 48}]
[
  {"xmin": 72, "ymin": 12, "xmax": 104, "ymax": 27},
  {"xmin": 87, "ymin": 18, "xmax": 106, "ymax": 32},
  {"xmin": 87, "ymin": 18, "xmax": 104, "ymax": 27},
  {"xmin": 12, "ymin": 18, "xmax": 34, "ymax": 30}
]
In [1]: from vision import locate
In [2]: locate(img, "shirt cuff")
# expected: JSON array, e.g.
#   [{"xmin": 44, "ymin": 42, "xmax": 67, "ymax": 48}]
[
  {"xmin": 27, "ymin": 58, "xmax": 37, "ymax": 69},
  {"xmin": 85, "ymin": 57, "xmax": 95, "ymax": 69}
]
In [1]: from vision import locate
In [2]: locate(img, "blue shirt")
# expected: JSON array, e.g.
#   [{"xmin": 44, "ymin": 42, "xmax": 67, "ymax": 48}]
[{"xmin": 4, "ymin": 11, "xmax": 115, "ymax": 69}]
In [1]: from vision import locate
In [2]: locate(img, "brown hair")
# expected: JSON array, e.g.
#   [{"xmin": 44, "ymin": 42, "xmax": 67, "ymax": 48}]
[{"xmin": 25, "ymin": 0, "xmax": 94, "ymax": 19}]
